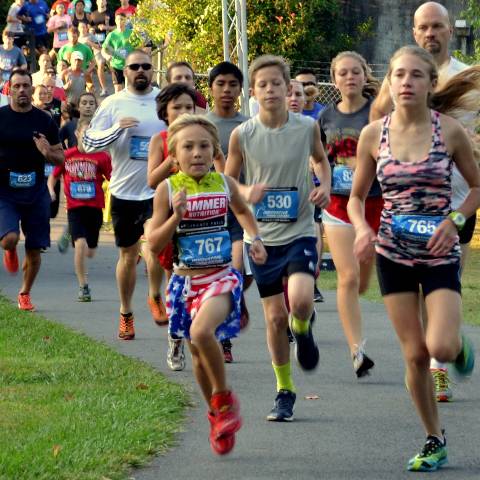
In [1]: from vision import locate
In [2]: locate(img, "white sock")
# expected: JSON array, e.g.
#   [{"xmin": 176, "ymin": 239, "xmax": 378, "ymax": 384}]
[{"xmin": 430, "ymin": 358, "xmax": 447, "ymax": 370}]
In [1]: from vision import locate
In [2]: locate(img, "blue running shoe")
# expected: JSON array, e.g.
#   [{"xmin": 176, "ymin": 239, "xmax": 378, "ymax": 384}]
[
  {"xmin": 407, "ymin": 433, "xmax": 447, "ymax": 472},
  {"xmin": 290, "ymin": 311, "xmax": 319, "ymax": 371},
  {"xmin": 266, "ymin": 390, "xmax": 296, "ymax": 422},
  {"xmin": 452, "ymin": 334, "xmax": 475, "ymax": 378}
]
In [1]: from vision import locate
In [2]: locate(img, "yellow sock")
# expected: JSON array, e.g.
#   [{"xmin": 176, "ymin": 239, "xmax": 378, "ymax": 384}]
[
  {"xmin": 291, "ymin": 314, "xmax": 309, "ymax": 335},
  {"xmin": 272, "ymin": 362, "xmax": 295, "ymax": 392}
]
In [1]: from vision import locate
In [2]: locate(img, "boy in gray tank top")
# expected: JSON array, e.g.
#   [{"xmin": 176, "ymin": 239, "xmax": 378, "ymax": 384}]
[{"xmin": 226, "ymin": 55, "xmax": 331, "ymax": 422}]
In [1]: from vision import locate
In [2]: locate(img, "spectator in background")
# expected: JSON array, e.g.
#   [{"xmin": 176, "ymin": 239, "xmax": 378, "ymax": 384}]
[
  {"xmin": 6, "ymin": 0, "xmax": 26, "ymax": 47},
  {"xmin": 50, "ymin": 0, "xmax": 70, "ymax": 16},
  {"xmin": 71, "ymin": 0, "xmax": 91, "ymax": 28},
  {"xmin": 295, "ymin": 68, "xmax": 325, "ymax": 120},
  {"xmin": 60, "ymin": 91, "xmax": 97, "ymax": 148},
  {"xmin": 43, "ymin": 75, "xmax": 64, "ymax": 127},
  {"xmin": 115, "ymin": 0, "xmax": 136, "ymax": 19},
  {"xmin": 102, "ymin": 13, "xmax": 134, "ymax": 93},
  {"xmin": 166, "ymin": 61, "xmax": 208, "ymax": 113},
  {"xmin": 32, "ymin": 53, "xmax": 63, "ymax": 88},
  {"xmin": 89, "ymin": 0, "xmax": 114, "ymax": 96},
  {"xmin": 44, "ymin": 68, "xmax": 67, "ymax": 101},
  {"xmin": 47, "ymin": 2, "xmax": 72, "ymax": 61},
  {"xmin": 58, "ymin": 26, "xmax": 95, "ymax": 83},
  {"xmin": 61, "ymin": 51, "xmax": 88, "ymax": 104},
  {"xmin": 0, "ymin": 30, "xmax": 27, "ymax": 91},
  {"xmin": 17, "ymin": 0, "xmax": 50, "ymax": 55}
]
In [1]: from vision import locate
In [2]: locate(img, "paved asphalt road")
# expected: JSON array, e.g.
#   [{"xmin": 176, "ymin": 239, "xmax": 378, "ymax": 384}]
[{"xmin": 1, "ymin": 217, "xmax": 479, "ymax": 480}]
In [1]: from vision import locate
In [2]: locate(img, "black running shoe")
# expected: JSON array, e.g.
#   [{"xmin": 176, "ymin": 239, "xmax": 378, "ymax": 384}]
[
  {"xmin": 290, "ymin": 311, "xmax": 320, "ymax": 371},
  {"xmin": 266, "ymin": 389, "xmax": 296, "ymax": 422},
  {"xmin": 313, "ymin": 285, "xmax": 324, "ymax": 303},
  {"xmin": 353, "ymin": 341, "xmax": 374, "ymax": 378}
]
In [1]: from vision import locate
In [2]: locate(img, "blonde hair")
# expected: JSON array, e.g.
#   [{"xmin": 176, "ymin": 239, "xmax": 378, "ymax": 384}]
[
  {"xmin": 167, "ymin": 114, "xmax": 221, "ymax": 160},
  {"xmin": 249, "ymin": 55, "xmax": 290, "ymax": 87},
  {"xmin": 387, "ymin": 45, "xmax": 438, "ymax": 84},
  {"xmin": 330, "ymin": 51, "xmax": 380, "ymax": 98}
]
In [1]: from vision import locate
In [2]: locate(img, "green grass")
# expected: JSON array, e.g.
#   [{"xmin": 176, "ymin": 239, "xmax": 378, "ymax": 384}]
[
  {"xmin": 318, "ymin": 248, "xmax": 480, "ymax": 326},
  {"xmin": 0, "ymin": 298, "xmax": 189, "ymax": 480}
]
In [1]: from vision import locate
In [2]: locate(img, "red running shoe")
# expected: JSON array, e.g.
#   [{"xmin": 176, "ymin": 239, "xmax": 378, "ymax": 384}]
[
  {"xmin": 210, "ymin": 391, "xmax": 242, "ymax": 443},
  {"xmin": 3, "ymin": 249, "xmax": 19, "ymax": 274},
  {"xmin": 207, "ymin": 411, "xmax": 235, "ymax": 455},
  {"xmin": 18, "ymin": 293, "xmax": 35, "ymax": 311}
]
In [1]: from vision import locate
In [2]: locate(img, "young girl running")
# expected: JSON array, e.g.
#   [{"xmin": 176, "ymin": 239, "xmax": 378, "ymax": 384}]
[
  {"xmin": 348, "ymin": 46, "xmax": 479, "ymax": 472},
  {"xmin": 147, "ymin": 114, "xmax": 267, "ymax": 455},
  {"xmin": 48, "ymin": 123, "xmax": 111, "ymax": 301},
  {"xmin": 147, "ymin": 83, "xmax": 196, "ymax": 370},
  {"xmin": 319, "ymin": 51, "xmax": 380, "ymax": 377}
]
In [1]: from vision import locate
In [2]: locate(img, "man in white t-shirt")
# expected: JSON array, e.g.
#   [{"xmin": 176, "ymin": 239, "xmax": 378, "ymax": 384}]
[{"xmin": 84, "ymin": 50, "xmax": 168, "ymax": 339}]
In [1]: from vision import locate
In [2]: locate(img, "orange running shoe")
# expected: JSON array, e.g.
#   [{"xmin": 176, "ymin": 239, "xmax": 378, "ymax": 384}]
[
  {"xmin": 18, "ymin": 293, "xmax": 35, "ymax": 311},
  {"xmin": 118, "ymin": 314, "xmax": 135, "ymax": 340},
  {"xmin": 147, "ymin": 296, "xmax": 168, "ymax": 326},
  {"xmin": 3, "ymin": 249, "xmax": 19, "ymax": 274}
]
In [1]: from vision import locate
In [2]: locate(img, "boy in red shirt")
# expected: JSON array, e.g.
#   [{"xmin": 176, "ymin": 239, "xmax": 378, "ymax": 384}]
[{"xmin": 48, "ymin": 123, "xmax": 111, "ymax": 301}]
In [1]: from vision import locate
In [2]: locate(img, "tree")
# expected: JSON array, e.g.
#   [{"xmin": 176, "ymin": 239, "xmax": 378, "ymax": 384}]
[
  {"xmin": 133, "ymin": 0, "xmax": 368, "ymax": 74},
  {"xmin": 453, "ymin": 0, "xmax": 480, "ymax": 65}
]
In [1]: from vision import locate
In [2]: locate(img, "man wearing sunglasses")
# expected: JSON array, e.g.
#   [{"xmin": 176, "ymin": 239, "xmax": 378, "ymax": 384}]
[
  {"xmin": 83, "ymin": 49, "xmax": 167, "ymax": 341},
  {"xmin": 294, "ymin": 68, "xmax": 325, "ymax": 121}
]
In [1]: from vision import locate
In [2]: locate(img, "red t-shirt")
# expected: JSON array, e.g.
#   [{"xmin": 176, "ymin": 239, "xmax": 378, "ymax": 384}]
[
  {"xmin": 53, "ymin": 86, "xmax": 67, "ymax": 102},
  {"xmin": 53, "ymin": 147, "xmax": 111, "ymax": 210},
  {"xmin": 115, "ymin": 5, "xmax": 136, "ymax": 16}
]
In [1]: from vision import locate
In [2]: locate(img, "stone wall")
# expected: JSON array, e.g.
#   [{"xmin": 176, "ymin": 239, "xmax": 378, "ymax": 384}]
[{"xmin": 344, "ymin": 0, "xmax": 467, "ymax": 70}]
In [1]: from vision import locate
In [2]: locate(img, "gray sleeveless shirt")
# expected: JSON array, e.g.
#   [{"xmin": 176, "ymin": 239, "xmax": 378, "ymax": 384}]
[{"xmin": 238, "ymin": 112, "xmax": 316, "ymax": 245}]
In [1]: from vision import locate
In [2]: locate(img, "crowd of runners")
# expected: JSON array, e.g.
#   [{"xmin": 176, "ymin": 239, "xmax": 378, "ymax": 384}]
[{"xmin": 1, "ymin": 0, "xmax": 479, "ymax": 472}]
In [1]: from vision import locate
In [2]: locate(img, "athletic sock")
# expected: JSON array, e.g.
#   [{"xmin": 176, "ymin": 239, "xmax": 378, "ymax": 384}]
[
  {"xmin": 272, "ymin": 362, "xmax": 295, "ymax": 392},
  {"xmin": 291, "ymin": 314, "xmax": 310, "ymax": 335},
  {"xmin": 121, "ymin": 312, "xmax": 133, "ymax": 318},
  {"xmin": 430, "ymin": 358, "xmax": 447, "ymax": 369}
]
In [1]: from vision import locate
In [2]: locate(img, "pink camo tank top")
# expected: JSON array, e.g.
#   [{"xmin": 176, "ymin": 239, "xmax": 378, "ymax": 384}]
[{"xmin": 375, "ymin": 110, "xmax": 460, "ymax": 266}]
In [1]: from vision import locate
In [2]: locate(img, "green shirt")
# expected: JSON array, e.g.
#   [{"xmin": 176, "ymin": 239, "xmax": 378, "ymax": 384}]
[
  {"xmin": 103, "ymin": 29, "xmax": 134, "ymax": 70},
  {"xmin": 58, "ymin": 43, "xmax": 94, "ymax": 71}
]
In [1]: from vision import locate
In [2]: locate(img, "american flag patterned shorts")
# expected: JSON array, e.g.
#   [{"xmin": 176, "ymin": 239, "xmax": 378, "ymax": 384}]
[{"xmin": 166, "ymin": 266, "xmax": 243, "ymax": 341}]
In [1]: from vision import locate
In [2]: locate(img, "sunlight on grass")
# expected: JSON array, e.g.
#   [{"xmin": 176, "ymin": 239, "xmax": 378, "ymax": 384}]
[{"xmin": 0, "ymin": 299, "xmax": 189, "ymax": 480}]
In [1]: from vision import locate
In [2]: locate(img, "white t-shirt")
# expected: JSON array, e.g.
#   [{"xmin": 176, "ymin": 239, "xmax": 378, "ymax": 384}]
[
  {"xmin": 83, "ymin": 87, "xmax": 166, "ymax": 200},
  {"xmin": 6, "ymin": 3, "xmax": 24, "ymax": 33},
  {"xmin": 32, "ymin": 70, "xmax": 64, "ymax": 88},
  {"xmin": 0, "ymin": 94, "xmax": 9, "ymax": 107},
  {"xmin": 438, "ymin": 57, "xmax": 471, "ymax": 210}
]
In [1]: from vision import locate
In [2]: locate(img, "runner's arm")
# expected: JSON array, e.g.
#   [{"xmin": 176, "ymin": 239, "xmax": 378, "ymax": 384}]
[
  {"xmin": 225, "ymin": 127, "xmax": 268, "ymax": 203},
  {"xmin": 147, "ymin": 132, "xmax": 172, "ymax": 189},
  {"xmin": 83, "ymin": 103, "xmax": 125, "ymax": 152},
  {"xmin": 347, "ymin": 123, "xmax": 379, "ymax": 262},
  {"xmin": 227, "ymin": 176, "xmax": 267, "ymax": 264},
  {"xmin": 147, "ymin": 180, "xmax": 182, "ymax": 254},
  {"xmin": 310, "ymin": 122, "xmax": 331, "ymax": 207}
]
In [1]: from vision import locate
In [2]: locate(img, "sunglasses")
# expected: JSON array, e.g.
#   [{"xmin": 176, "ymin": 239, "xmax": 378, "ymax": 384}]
[
  {"xmin": 127, "ymin": 63, "xmax": 152, "ymax": 71},
  {"xmin": 300, "ymin": 81, "xmax": 316, "ymax": 87}
]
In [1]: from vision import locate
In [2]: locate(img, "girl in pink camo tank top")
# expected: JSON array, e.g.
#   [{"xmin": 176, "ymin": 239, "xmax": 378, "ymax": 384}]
[
  {"xmin": 375, "ymin": 109, "xmax": 459, "ymax": 266},
  {"xmin": 347, "ymin": 46, "xmax": 480, "ymax": 472}
]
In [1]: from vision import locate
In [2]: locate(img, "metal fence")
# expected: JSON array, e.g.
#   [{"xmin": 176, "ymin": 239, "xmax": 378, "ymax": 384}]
[{"xmin": 316, "ymin": 82, "xmax": 341, "ymax": 105}]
